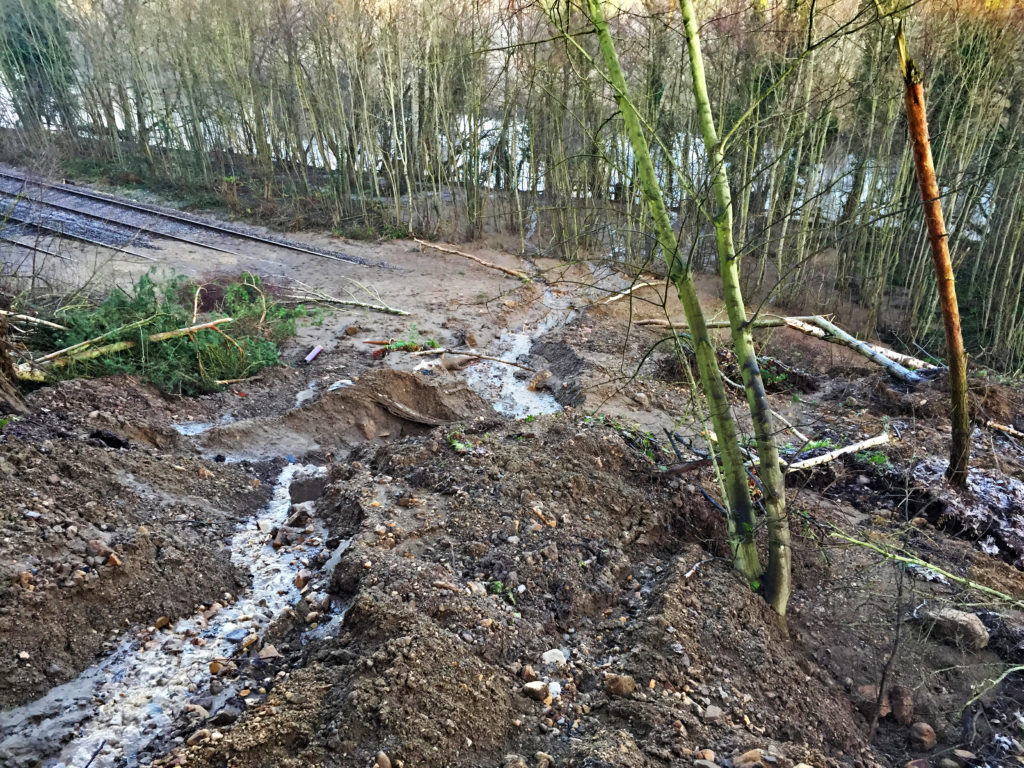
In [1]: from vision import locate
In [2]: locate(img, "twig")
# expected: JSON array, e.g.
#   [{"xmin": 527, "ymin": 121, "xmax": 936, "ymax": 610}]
[
  {"xmin": 0, "ymin": 309, "xmax": 67, "ymax": 330},
  {"xmin": 829, "ymin": 529, "xmax": 1024, "ymax": 608},
  {"xmin": 38, "ymin": 319, "xmax": 235, "ymax": 371},
  {"xmin": 281, "ymin": 291, "xmax": 408, "ymax": 316},
  {"xmin": 869, "ymin": 564, "xmax": 905, "ymax": 739},
  {"xmin": 82, "ymin": 740, "xmax": 107, "ymax": 768},
  {"xmin": 413, "ymin": 238, "xmax": 531, "ymax": 280},
  {"xmin": 986, "ymin": 420, "xmax": 1024, "ymax": 440},
  {"xmin": 660, "ymin": 458, "xmax": 713, "ymax": 476},
  {"xmin": 601, "ymin": 281, "xmax": 658, "ymax": 305},
  {"xmin": 683, "ymin": 558, "xmax": 714, "ymax": 581}
]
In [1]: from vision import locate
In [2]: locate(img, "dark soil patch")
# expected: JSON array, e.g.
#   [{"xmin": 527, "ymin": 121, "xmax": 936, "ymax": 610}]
[
  {"xmin": 0, "ymin": 377, "xmax": 272, "ymax": 708},
  {"xmin": 166, "ymin": 416, "xmax": 874, "ymax": 768}
]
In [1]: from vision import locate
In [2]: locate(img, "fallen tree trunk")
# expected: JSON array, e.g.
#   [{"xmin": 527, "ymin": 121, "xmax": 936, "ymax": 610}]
[
  {"xmin": 640, "ymin": 314, "xmax": 936, "ymax": 379},
  {"xmin": 601, "ymin": 281, "xmax": 659, "ymax": 305},
  {"xmin": 0, "ymin": 309, "xmax": 68, "ymax": 331},
  {"xmin": 17, "ymin": 318, "xmax": 236, "ymax": 381},
  {"xmin": 413, "ymin": 238, "xmax": 531, "ymax": 281},
  {"xmin": 786, "ymin": 432, "xmax": 890, "ymax": 472},
  {"xmin": 801, "ymin": 317, "xmax": 924, "ymax": 384}
]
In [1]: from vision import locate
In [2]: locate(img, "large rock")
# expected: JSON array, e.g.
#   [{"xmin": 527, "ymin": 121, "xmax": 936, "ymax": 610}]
[
  {"xmin": 603, "ymin": 673, "xmax": 636, "ymax": 698},
  {"xmin": 909, "ymin": 722, "xmax": 936, "ymax": 751},
  {"xmin": 923, "ymin": 607, "xmax": 989, "ymax": 651}
]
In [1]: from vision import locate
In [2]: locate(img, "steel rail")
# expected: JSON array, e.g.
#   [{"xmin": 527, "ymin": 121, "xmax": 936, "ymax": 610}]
[
  {"xmin": 0, "ymin": 189, "xmax": 252, "ymax": 260},
  {"xmin": 0, "ymin": 170, "xmax": 369, "ymax": 266},
  {"xmin": 1, "ymin": 208, "xmax": 157, "ymax": 261}
]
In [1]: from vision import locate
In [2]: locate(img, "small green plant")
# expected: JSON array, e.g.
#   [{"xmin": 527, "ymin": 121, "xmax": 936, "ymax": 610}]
[
  {"xmin": 856, "ymin": 450, "xmax": 891, "ymax": 468},
  {"xmin": 446, "ymin": 430, "xmax": 473, "ymax": 454},
  {"xmin": 0, "ymin": 416, "xmax": 11, "ymax": 430},
  {"xmin": 385, "ymin": 324, "xmax": 440, "ymax": 352},
  {"xmin": 803, "ymin": 438, "xmax": 837, "ymax": 452},
  {"xmin": 488, "ymin": 579, "xmax": 517, "ymax": 606}
]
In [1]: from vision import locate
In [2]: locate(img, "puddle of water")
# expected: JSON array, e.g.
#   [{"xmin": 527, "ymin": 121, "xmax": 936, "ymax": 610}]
[
  {"xmin": 0, "ymin": 463, "xmax": 335, "ymax": 768},
  {"xmin": 295, "ymin": 381, "xmax": 317, "ymax": 408},
  {"xmin": 171, "ymin": 413, "xmax": 235, "ymax": 437}
]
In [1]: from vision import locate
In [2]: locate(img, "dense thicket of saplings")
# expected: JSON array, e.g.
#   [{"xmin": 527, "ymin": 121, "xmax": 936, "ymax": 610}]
[{"xmin": 1, "ymin": 0, "xmax": 1022, "ymax": 369}]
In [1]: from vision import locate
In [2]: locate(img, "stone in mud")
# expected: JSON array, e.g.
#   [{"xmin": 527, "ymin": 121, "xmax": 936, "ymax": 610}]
[
  {"xmin": 186, "ymin": 728, "xmax": 211, "ymax": 745},
  {"xmin": 294, "ymin": 569, "xmax": 311, "ymax": 589},
  {"xmin": 540, "ymin": 649, "xmax": 565, "ymax": 667},
  {"xmin": 603, "ymin": 673, "xmax": 636, "ymax": 697},
  {"xmin": 853, "ymin": 684, "xmax": 890, "ymax": 718},
  {"xmin": 86, "ymin": 539, "xmax": 114, "ymax": 558},
  {"xmin": 535, "ymin": 752, "xmax": 555, "ymax": 768},
  {"xmin": 154, "ymin": 616, "xmax": 170, "ymax": 630},
  {"xmin": 733, "ymin": 750, "xmax": 766, "ymax": 768},
  {"xmin": 273, "ymin": 527, "xmax": 304, "ymax": 549},
  {"xmin": 522, "ymin": 681, "xmax": 549, "ymax": 701},
  {"xmin": 528, "ymin": 370, "xmax": 553, "ymax": 392},
  {"xmin": 289, "ymin": 475, "xmax": 327, "ymax": 504},
  {"xmin": 909, "ymin": 722, "xmax": 936, "ymax": 751},
  {"xmin": 209, "ymin": 706, "xmax": 241, "ymax": 726},
  {"xmin": 258, "ymin": 644, "xmax": 281, "ymax": 659},
  {"xmin": 702, "ymin": 704, "xmax": 724, "ymax": 722},
  {"xmin": 225, "ymin": 628, "xmax": 249, "ymax": 644},
  {"xmin": 209, "ymin": 660, "xmax": 235, "ymax": 675},
  {"xmin": 922, "ymin": 607, "xmax": 989, "ymax": 650},
  {"xmin": 374, "ymin": 752, "xmax": 392, "ymax": 768}
]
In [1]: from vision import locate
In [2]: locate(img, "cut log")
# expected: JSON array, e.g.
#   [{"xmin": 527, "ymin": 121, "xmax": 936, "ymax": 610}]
[{"xmin": 986, "ymin": 420, "xmax": 1024, "ymax": 440}]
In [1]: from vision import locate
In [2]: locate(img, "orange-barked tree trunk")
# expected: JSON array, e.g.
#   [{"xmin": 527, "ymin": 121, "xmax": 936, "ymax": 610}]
[{"xmin": 897, "ymin": 24, "xmax": 971, "ymax": 487}]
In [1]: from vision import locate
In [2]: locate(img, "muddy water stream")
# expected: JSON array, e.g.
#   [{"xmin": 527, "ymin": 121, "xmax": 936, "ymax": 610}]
[
  {"xmin": 0, "ymin": 276, "xmax": 598, "ymax": 765},
  {"xmin": 0, "ymin": 464, "xmax": 336, "ymax": 768},
  {"xmin": 464, "ymin": 288, "xmax": 577, "ymax": 417}
]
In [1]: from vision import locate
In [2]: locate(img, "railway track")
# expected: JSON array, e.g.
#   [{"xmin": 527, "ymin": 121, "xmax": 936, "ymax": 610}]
[{"xmin": 0, "ymin": 169, "xmax": 380, "ymax": 267}]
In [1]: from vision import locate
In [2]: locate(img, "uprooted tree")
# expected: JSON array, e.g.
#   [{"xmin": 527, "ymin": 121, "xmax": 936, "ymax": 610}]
[{"xmin": 578, "ymin": 0, "xmax": 791, "ymax": 615}]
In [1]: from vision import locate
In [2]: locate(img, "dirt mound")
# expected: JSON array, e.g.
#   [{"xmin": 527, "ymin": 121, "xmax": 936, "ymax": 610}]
[
  {"xmin": 198, "ymin": 368, "xmax": 491, "ymax": 460},
  {"xmin": 0, "ymin": 378, "xmax": 271, "ymax": 708},
  {"xmin": 168, "ymin": 416, "xmax": 869, "ymax": 768}
]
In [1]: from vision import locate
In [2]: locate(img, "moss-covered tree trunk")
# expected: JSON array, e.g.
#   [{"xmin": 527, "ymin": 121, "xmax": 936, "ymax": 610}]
[
  {"xmin": 678, "ymin": 0, "xmax": 790, "ymax": 615},
  {"xmin": 585, "ymin": 0, "xmax": 761, "ymax": 581}
]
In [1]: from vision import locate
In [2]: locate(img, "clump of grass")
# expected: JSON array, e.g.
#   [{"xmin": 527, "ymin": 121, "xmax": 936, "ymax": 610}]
[{"xmin": 35, "ymin": 270, "xmax": 304, "ymax": 395}]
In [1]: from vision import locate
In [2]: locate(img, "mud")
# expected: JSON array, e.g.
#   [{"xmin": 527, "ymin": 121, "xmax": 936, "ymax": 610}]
[{"xmin": 2, "ymin": 183, "xmax": 1024, "ymax": 768}]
